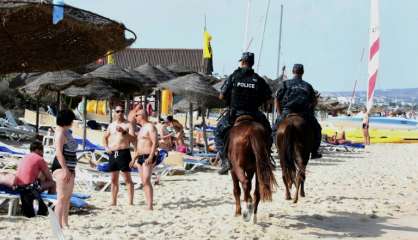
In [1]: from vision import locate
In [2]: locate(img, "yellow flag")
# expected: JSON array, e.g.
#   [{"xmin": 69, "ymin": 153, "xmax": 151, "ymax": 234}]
[
  {"xmin": 203, "ymin": 31, "xmax": 212, "ymax": 59},
  {"xmin": 107, "ymin": 51, "xmax": 115, "ymax": 64}
]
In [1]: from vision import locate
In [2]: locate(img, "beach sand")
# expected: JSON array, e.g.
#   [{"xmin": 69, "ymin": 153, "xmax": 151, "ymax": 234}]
[{"xmin": 1, "ymin": 144, "xmax": 418, "ymax": 239}]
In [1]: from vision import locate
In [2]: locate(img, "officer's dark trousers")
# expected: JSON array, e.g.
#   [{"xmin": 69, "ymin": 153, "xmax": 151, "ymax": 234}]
[
  {"xmin": 273, "ymin": 112, "xmax": 322, "ymax": 154},
  {"xmin": 215, "ymin": 110, "xmax": 272, "ymax": 158}
]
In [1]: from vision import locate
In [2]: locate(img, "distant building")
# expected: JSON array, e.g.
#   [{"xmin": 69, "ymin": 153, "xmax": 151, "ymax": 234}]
[{"xmin": 103, "ymin": 48, "xmax": 212, "ymax": 74}]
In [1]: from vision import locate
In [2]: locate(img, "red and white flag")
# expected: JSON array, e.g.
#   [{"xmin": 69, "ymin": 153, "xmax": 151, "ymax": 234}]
[{"xmin": 367, "ymin": 0, "xmax": 380, "ymax": 112}]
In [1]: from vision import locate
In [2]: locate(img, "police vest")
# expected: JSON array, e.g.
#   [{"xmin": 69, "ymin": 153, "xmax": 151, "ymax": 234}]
[{"xmin": 230, "ymin": 73, "xmax": 260, "ymax": 112}]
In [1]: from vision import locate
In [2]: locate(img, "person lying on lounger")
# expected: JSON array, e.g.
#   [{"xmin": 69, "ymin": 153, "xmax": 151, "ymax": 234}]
[
  {"xmin": 0, "ymin": 141, "xmax": 55, "ymax": 193},
  {"xmin": 325, "ymin": 131, "xmax": 352, "ymax": 145}
]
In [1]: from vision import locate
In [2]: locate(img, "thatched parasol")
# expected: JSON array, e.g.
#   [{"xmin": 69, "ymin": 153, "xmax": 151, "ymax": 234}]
[
  {"xmin": 155, "ymin": 65, "xmax": 177, "ymax": 79},
  {"xmin": 134, "ymin": 63, "xmax": 170, "ymax": 83},
  {"xmin": 62, "ymin": 80, "xmax": 117, "ymax": 99},
  {"xmin": 166, "ymin": 63, "xmax": 195, "ymax": 76},
  {"xmin": 212, "ymin": 79, "xmax": 225, "ymax": 92},
  {"xmin": 8, "ymin": 72, "xmax": 42, "ymax": 89},
  {"xmin": 0, "ymin": 0, "xmax": 136, "ymax": 74},
  {"xmin": 158, "ymin": 73, "xmax": 222, "ymax": 107},
  {"xmin": 83, "ymin": 64, "xmax": 145, "ymax": 96},
  {"xmin": 158, "ymin": 73, "xmax": 224, "ymax": 154},
  {"xmin": 128, "ymin": 69, "xmax": 156, "ymax": 88},
  {"xmin": 317, "ymin": 97, "xmax": 348, "ymax": 113},
  {"xmin": 264, "ymin": 76, "xmax": 281, "ymax": 95},
  {"xmin": 173, "ymin": 98, "xmax": 200, "ymax": 113},
  {"xmin": 20, "ymin": 70, "xmax": 85, "ymax": 96}
]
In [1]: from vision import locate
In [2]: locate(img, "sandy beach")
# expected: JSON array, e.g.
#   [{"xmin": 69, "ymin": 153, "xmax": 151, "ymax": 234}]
[{"xmin": 1, "ymin": 143, "xmax": 418, "ymax": 240}]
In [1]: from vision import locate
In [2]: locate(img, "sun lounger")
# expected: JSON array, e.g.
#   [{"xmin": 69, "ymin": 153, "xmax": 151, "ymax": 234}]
[
  {"xmin": 0, "ymin": 193, "xmax": 20, "ymax": 216},
  {"xmin": 42, "ymin": 134, "xmax": 108, "ymax": 164},
  {"xmin": 0, "ymin": 184, "xmax": 89, "ymax": 216},
  {"xmin": 321, "ymin": 142, "xmax": 365, "ymax": 153},
  {"xmin": 0, "ymin": 145, "xmax": 25, "ymax": 157},
  {"xmin": 81, "ymin": 149, "xmax": 170, "ymax": 191},
  {"xmin": 183, "ymin": 158, "xmax": 211, "ymax": 172},
  {"xmin": 0, "ymin": 111, "xmax": 37, "ymax": 141}
]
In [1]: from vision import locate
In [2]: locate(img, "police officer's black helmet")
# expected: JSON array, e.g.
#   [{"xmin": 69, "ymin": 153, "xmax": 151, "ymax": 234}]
[
  {"xmin": 293, "ymin": 64, "xmax": 304, "ymax": 75},
  {"xmin": 239, "ymin": 52, "xmax": 255, "ymax": 66}
]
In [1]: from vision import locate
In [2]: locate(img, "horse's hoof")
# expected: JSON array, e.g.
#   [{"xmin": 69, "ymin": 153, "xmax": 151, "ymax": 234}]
[
  {"xmin": 253, "ymin": 214, "xmax": 258, "ymax": 224},
  {"xmin": 235, "ymin": 212, "xmax": 241, "ymax": 217},
  {"xmin": 301, "ymin": 193, "xmax": 305, "ymax": 197},
  {"xmin": 285, "ymin": 196, "xmax": 292, "ymax": 201},
  {"xmin": 242, "ymin": 204, "xmax": 253, "ymax": 222},
  {"xmin": 243, "ymin": 211, "xmax": 251, "ymax": 222},
  {"xmin": 293, "ymin": 199, "xmax": 298, "ymax": 204}
]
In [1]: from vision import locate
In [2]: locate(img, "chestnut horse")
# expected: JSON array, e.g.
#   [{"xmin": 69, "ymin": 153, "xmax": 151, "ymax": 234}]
[
  {"xmin": 276, "ymin": 113, "xmax": 313, "ymax": 203},
  {"xmin": 227, "ymin": 115, "xmax": 277, "ymax": 223}
]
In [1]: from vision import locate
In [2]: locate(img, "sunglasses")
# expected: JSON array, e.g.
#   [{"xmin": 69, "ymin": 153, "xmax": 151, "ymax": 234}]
[{"xmin": 115, "ymin": 110, "xmax": 124, "ymax": 114}]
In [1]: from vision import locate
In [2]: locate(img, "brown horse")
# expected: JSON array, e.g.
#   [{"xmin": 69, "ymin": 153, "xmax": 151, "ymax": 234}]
[
  {"xmin": 276, "ymin": 113, "xmax": 313, "ymax": 203},
  {"xmin": 227, "ymin": 115, "xmax": 277, "ymax": 223}
]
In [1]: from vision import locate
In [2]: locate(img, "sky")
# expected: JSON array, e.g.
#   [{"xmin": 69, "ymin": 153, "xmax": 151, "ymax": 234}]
[{"xmin": 66, "ymin": 0, "xmax": 418, "ymax": 92}]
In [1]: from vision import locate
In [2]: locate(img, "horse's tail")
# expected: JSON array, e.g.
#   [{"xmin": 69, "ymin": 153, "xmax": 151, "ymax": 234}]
[
  {"xmin": 283, "ymin": 122, "xmax": 297, "ymax": 187},
  {"xmin": 251, "ymin": 127, "xmax": 277, "ymax": 201}
]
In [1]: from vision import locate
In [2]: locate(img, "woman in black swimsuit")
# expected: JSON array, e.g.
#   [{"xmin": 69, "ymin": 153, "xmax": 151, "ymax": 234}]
[{"xmin": 52, "ymin": 109, "xmax": 77, "ymax": 229}]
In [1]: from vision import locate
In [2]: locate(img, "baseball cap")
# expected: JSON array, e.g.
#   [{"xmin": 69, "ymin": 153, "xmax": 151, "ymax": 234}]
[{"xmin": 239, "ymin": 52, "xmax": 255, "ymax": 65}]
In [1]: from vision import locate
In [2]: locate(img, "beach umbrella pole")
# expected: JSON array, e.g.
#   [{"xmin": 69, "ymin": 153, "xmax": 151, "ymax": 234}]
[
  {"xmin": 202, "ymin": 108, "xmax": 209, "ymax": 154},
  {"xmin": 35, "ymin": 97, "xmax": 40, "ymax": 134},
  {"xmin": 82, "ymin": 96, "xmax": 87, "ymax": 150},
  {"xmin": 124, "ymin": 100, "xmax": 128, "ymax": 118},
  {"xmin": 189, "ymin": 102, "xmax": 194, "ymax": 156},
  {"xmin": 156, "ymin": 90, "xmax": 161, "ymax": 120},
  {"xmin": 56, "ymin": 91, "xmax": 61, "ymax": 111},
  {"xmin": 108, "ymin": 99, "xmax": 112, "ymax": 123}
]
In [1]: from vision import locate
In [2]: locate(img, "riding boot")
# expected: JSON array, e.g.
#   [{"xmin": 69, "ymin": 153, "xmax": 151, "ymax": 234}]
[
  {"xmin": 217, "ymin": 151, "xmax": 230, "ymax": 175},
  {"xmin": 310, "ymin": 114, "xmax": 322, "ymax": 159}
]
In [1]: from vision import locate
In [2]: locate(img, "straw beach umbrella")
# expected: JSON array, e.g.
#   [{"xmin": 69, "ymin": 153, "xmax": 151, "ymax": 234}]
[
  {"xmin": 62, "ymin": 81, "xmax": 117, "ymax": 100},
  {"xmin": 83, "ymin": 64, "xmax": 145, "ymax": 96},
  {"xmin": 212, "ymin": 79, "xmax": 225, "ymax": 92},
  {"xmin": 155, "ymin": 65, "xmax": 178, "ymax": 79},
  {"xmin": 21, "ymin": 70, "xmax": 85, "ymax": 96},
  {"xmin": 20, "ymin": 70, "xmax": 86, "ymax": 133},
  {"xmin": 166, "ymin": 63, "xmax": 195, "ymax": 76},
  {"xmin": 63, "ymin": 80, "xmax": 118, "ymax": 149},
  {"xmin": 159, "ymin": 73, "xmax": 224, "ymax": 154},
  {"xmin": 0, "ymin": 0, "xmax": 136, "ymax": 74},
  {"xmin": 134, "ymin": 63, "xmax": 170, "ymax": 83}
]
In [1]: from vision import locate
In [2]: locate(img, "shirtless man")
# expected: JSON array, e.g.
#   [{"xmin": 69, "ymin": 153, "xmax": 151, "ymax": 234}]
[
  {"xmin": 130, "ymin": 108, "xmax": 158, "ymax": 210},
  {"xmin": 103, "ymin": 104, "xmax": 136, "ymax": 206}
]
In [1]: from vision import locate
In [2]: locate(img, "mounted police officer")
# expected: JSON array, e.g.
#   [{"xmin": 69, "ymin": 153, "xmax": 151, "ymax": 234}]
[
  {"xmin": 215, "ymin": 52, "xmax": 273, "ymax": 175},
  {"xmin": 274, "ymin": 64, "xmax": 322, "ymax": 159}
]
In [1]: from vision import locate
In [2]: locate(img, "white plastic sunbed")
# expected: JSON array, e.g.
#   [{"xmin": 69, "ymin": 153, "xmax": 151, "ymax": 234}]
[{"xmin": 0, "ymin": 111, "xmax": 38, "ymax": 141}]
